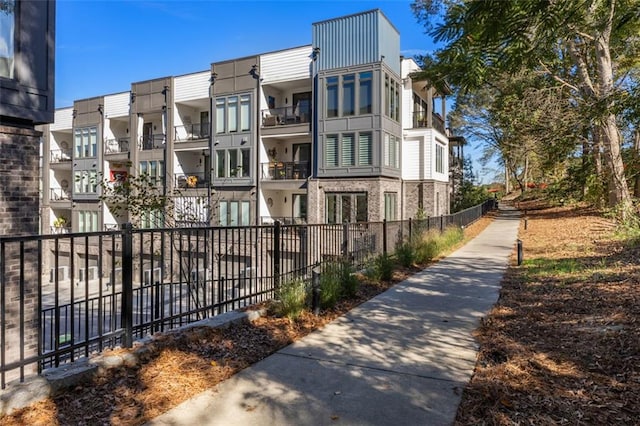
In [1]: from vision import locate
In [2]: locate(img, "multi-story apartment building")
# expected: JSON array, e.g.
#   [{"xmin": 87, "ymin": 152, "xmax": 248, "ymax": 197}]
[{"xmin": 40, "ymin": 9, "xmax": 456, "ymax": 234}]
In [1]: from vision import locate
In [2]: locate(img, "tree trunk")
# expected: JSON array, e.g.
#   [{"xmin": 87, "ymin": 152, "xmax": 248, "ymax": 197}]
[{"xmin": 633, "ymin": 130, "xmax": 640, "ymax": 197}]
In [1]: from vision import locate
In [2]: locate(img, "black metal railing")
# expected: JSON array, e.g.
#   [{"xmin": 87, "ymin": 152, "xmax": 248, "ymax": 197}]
[
  {"xmin": 412, "ymin": 111, "xmax": 447, "ymax": 135},
  {"xmin": 261, "ymin": 161, "xmax": 310, "ymax": 180},
  {"xmin": 174, "ymin": 123, "xmax": 210, "ymax": 142},
  {"xmin": 0, "ymin": 199, "xmax": 497, "ymax": 387},
  {"xmin": 105, "ymin": 138, "xmax": 130, "ymax": 155},
  {"xmin": 139, "ymin": 134, "xmax": 165, "ymax": 151},
  {"xmin": 50, "ymin": 149, "xmax": 72, "ymax": 163},
  {"xmin": 261, "ymin": 107, "xmax": 311, "ymax": 127},
  {"xmin": 175, "ymin": 172, "xmax": 208, "ymax": 189},
  {"xmin": 50, "ymin": 188, "xmax": 71, "ymax": 201}
]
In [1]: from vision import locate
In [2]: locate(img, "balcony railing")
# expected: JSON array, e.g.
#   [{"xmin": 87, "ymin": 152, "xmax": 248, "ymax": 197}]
[
  {"xmin": 105, "ymin": 138, "xmax": 130, "ymax": 155},
  {"xmin": 50, "ymin": 149, "xmax": 72, "ymax": 163},
  {"xmin": 261, "ymin": 161, "xmax": 310, "ymax": 180},
  {"xmin": 50, "ymin": 188, "xmax": 71, "ymax": 201},
  {"xmin": 139, "ymin": 134, "xmax": 165, "ymax": 151},
  {"xmin": 261, "ymin": 107, "xmax": 311, "ymax": 127},
  {"xmin": 260, "ymin": 216, "xmax": 307, "ymax": 225},
  {"xmin": 174, "ymin": 123, "xmax": 210, "ymax": 142},
  {"xmin": 412, "ymin": 111, "xmax": 447, "ymax": 135},
  {"xmin": 175, "ymin": 172, "xmax": 209, "ymax": 189},
  {"xmin": 50, "ymin": 225, "xmax": 71, "ymax": 234}
]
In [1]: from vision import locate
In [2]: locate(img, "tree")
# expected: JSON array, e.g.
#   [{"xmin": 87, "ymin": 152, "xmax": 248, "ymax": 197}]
[{"xmin": 412, "ymin": 0, "xmax": 640, "ymax": 216}]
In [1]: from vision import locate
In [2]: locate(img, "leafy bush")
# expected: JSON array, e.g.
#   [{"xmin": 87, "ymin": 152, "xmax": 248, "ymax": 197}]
[
  {"xmin": 372, "ymin": 253, "xmax": 395, "ymax": 281},
  {"xmin": 319, "ymin": 260, "xmax": 359, "ymax": 308},
  {"xmin": 275, "ymin": 277, "xmax": 308, "ymax": 319},
  {"xmin": 395, "ymin": 242, "xmax": 416, "ymax": 267}
]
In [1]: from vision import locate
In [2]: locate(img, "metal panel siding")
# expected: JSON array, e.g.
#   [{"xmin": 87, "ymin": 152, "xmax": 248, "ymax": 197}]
[
  {"xmin": 104, "ymin": 92, "xmax": 130, "ymax": 118},
  {"xmin": 174, "ymin": 71, "xmax": 210, "ymax": 102},
  {"xmin": 379, "ymin": 17, "xmax": 400, "ymax": 76},
  {"xmin": 261, "ymin": 46, "xmax": 312, "ymax": 83},
  {"xmin": 50, "ymin": 107, "xmax": 73, "ymax": 130},
  {"xmin": 313, "ymin": 11, "xmax": 380, "ymax": 71}
]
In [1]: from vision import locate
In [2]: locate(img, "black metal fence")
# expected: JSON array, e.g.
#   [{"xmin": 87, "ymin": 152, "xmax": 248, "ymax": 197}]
[{"xmin": 0, "ymin": 199, "xmax": 496, "ymax": 387}]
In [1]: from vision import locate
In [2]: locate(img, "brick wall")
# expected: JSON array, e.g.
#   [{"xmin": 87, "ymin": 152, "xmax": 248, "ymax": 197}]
[
  {"xmin": 0, "ymin": 125, "xmax": 41, "ymax": 382},
  {"xmin": 403, "ymin": 180, "xmax": 450, "ymax": 218}
]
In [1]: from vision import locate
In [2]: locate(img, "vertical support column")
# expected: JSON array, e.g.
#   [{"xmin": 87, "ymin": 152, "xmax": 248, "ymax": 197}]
[
  {"xmin": 273, "ymin": 221, "xmax": 281, "ymax": 294},
  {"xmin": 0, "ymin": 126, "xmax": 40, "ymax": 385},
  {"xmin": 121, "ymin": 223, "xmax": 134, "ymax": 348}
]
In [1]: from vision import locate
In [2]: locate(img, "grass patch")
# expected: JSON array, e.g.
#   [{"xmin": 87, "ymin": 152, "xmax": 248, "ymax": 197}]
[{"xmin": 274, "ymin": 277, "xmax": 308, "ymax": 319}]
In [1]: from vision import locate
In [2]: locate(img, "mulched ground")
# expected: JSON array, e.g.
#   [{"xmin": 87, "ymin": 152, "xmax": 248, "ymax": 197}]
[
  {"xmin": 455, "ymin": 200, "xmax": 640, "ymax": 425},
  {"xmin": 2, "ymin": 216, "xmax": 493, "ymax": 426}
]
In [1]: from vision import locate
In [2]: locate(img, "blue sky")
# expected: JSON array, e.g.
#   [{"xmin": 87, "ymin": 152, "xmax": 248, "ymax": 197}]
[{"xmin": 56, "ymin": 0, "xmax": 437, "ymax": 108}]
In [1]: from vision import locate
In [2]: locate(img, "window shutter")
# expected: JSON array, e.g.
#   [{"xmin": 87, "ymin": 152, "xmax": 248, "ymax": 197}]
[
  {"xmin": 358, "ymin": 133, "xmax": 372, "ymax": 165},
  {"xmin": 325, "ymin": 135, "xmax": 338, "ymax": 167},
  {"xmin": 342, "ymin": 134, "xmax": 354, "ymax": 166}
]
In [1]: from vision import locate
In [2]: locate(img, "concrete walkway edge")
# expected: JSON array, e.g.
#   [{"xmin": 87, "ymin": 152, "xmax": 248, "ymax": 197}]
[{"xmin": 149, "ymin": 206, "xmax": 521, "ymax": 426}]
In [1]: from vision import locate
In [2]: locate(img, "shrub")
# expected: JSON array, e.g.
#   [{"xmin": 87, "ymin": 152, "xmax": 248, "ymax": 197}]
[
  {"xmin": 372, "ymin": 253, "xmax": 395, "ymax": 281},
  {"xmin": 319, "ymin": 260, "xmax": 359, "ymax": 308},
  {"xmin": 275, "ymin": 277, "xmax": 308, "ymax": 319},
  {"xmin": 395, "ymin": 241, "xmax": 416, "ymax": 267}
]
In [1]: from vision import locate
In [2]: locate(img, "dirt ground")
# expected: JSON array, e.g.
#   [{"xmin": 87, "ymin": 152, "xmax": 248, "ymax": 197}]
[
  {"xmin": 455, "ymin": 200, "xmax": 640, "ymax": 424},
  {"xmin": 2, "ymin": 216, "xmax": 493, "ymax": 426}
]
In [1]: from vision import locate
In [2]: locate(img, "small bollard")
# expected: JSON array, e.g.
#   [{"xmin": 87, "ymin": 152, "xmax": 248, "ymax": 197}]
[
  {"xmin": 517, "ymin": 239, "xmax": 523, "ymax": 266},
  {"xmin": 311, "ymin": 265, "xmax": 321, "ymax": 315}
]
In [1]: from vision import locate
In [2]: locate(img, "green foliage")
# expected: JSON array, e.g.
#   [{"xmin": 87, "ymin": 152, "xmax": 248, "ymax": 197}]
[
  {"xmin": 319, "ymin": 260, "xmax": 359, "ymax": 308},
  {"xmin": 371, "ymin": 253, "xmax": 395, "ymax": 282},
  {"xmin": 274, "ymin": 277, "xmax": 308, "ymax": 319},
  {"xmin": 413, "ymin": 227, "xmax": 464, "ymax": 264},
  {"xmin": 395, "ymin": 242, "xmax": 416, "ymax": 268},
  {"xmin": 452, "ymin": 157, "xmax": 490, "ymax": 213}
]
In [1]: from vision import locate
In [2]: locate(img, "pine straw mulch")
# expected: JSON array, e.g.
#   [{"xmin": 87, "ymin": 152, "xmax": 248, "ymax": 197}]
[
  {"xmin": 455, "ymin": 200, "xmax": 640, "ymax": 425},
  {"xmin": 2, "ymin": 215, "xmax": 494, "ymax": 426}
]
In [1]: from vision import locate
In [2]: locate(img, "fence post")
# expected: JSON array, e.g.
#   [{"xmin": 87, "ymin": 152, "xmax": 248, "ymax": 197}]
[
  {"xmin": 517, "ymin": 239, "xmax": 523, "ymax": 266},
  {"xmin": 311, "ymin": 265, "xmax": 321, "ymax": 315},
  {"xmin": 440, "ymin": 215, "xmax": 444, "ymax": 232},
  {"xmin": 341, "ymin": 222, "xmax": 348, "ymax": 259},
  {"xmin": 121, "ymin": 222, "xmax": 133, "ymax": 348},
  {"xmin": 408, "ymin": 217, "xmax": 412, "ymax": 241},
  {"xmin": 382, "ymin": 219, "xmax": 388, "ymax": 255},
  {"xmin": 273, "ymin": 221, "xmax": 281, "ymax": 294}
]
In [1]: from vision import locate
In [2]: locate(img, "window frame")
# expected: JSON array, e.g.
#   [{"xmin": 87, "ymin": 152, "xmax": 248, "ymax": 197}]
[
  {"xmin": 219, "ymin": 200, "xmax": 251, "ymax": 226},
  {"xmin": 325, "ymin": 192, "xmax": 368, "ymax": 224},
  {"xmin": 215, "ymin": 94, "xmax": 252, "ymax": 135}
]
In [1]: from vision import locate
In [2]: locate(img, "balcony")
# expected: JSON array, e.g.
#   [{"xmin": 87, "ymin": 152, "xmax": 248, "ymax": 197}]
[
  {"xmin": 105, "ymin": 138, "xmax": 130, "ymax": 155},
  {"xmin": 174, "ymin": 123, "xmax": 210, "ymax": 142},
  {"xmin": 139, "ymin": 134, "xmax": 165, "ymax": 151},
  {"xmin": 262, "ymin": 107, "xmax": 311, "ymax": 127},
  {"xmin": 261, "ymin": 161, "xmax": 310, "ymax": 181},
  {"xmin": 50, "ymin": 188, "xmax": 71, "ymax": 201},
  {"xmin": 412, "ymin": 111, "xmax": 447, "ymax": 135},
  {"xmin": 175, "ymin": 172, "xmax": 209, "ymax": 189},
  {"xmin": 50, "ymin": 149, "xmax": 72, "ymax": 163}
]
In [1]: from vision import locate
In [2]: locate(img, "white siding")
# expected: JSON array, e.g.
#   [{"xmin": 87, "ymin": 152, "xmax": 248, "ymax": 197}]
[
  {"xmin": 174, "ymin": 71, "xmax": 210, "ymax": 102},
  {"xmin": 402, "ymin": 138, "xmax": 421, "ymax": 180},
  {"xmin": 50, "ymin": 107, "xmax": 73, "ymax": 131},
  {"xmin": 104, "ymin": 92, "xmax": 130, "ymax": 118},
  {"xmin": 261, "ymin": 46, "xmax": 312, "ymax": 84}
]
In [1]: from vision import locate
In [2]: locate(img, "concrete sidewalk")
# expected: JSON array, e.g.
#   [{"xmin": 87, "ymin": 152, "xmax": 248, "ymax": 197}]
[{"xmin": 149, "ymin": 207, "xmax": 520, "ymax": 426}]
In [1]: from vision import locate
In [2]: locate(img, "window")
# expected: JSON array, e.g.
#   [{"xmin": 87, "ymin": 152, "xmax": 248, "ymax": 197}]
[
  {"xmin": 78, "ymin": 211, "xmax": 99, "ymax": 232},
  {"xmin": 342, "ymin": 74, "xmax": 355, "ymax": 116},
  {"xmin": 140, "ymin": 210, "xmax": 164, "ymax": 229},
  {"xmin": 384, "ymin": 133, "xmax": 399, "ymax": 168},
  {"xmin": 74, "ymin": 170, "xmax": 98, "ymax": 194},
  {"xmin": 436, "ymin": 144, "xmax": 444, "ymax": 173},
  {"xmin": 216, "ymin": 94, "xmax": 251, "ymax": 134},
  {"xmin": 219, "ymin": 200, "xmax": 250, "ymax": 226},
  {"xmin": 325, "ymin": 132, "xmax": 372, "ymax": 168},
  {"xmin": 358, "ymin": 133, "xmax": 372, "ymax": 166},
  {"xmin": 384, "ymin": 73, "xmax": 400, "ymax": 122},
  {"xmin": 326, "ymin": 193, "xmax": 367, "ymax": 223},
  {"xmin": 216, "ymin": 99, "xmax": 225, "ymax": 134},
  {"xmin": 139, "ymin": 160, "xmax": 164, "ymax": 185},
  {"xmin": 0, "ymin": 0, "xmax": 15, "ymax": 79},
  {"xmin": 326, "ymin": 73, "xmax": 374, "ymax": 118},
  {"xmin": 341, "ymin": 134, "xmax": 354, "ymax": 166},
  {"xmin": 215, "ymin": 148, "xmax": 251, "ymax": 178},
  {"xmin": 293, "ymin": 194, "xmax": 307, "ymax": 221},
  {"xmin": 74, "ymin": 126, "xmax": 98, "ymax": 158},
  {"xmin": 384, "ymin": 193, "xmax": 397, "ymax": 221},
  {"xmin": 359, "ymin": 72, "xmax": 372, "ymax": 114},
  {"xmin": 326, "ymin": 77, "xmax": 338, "ymax": 118}
]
